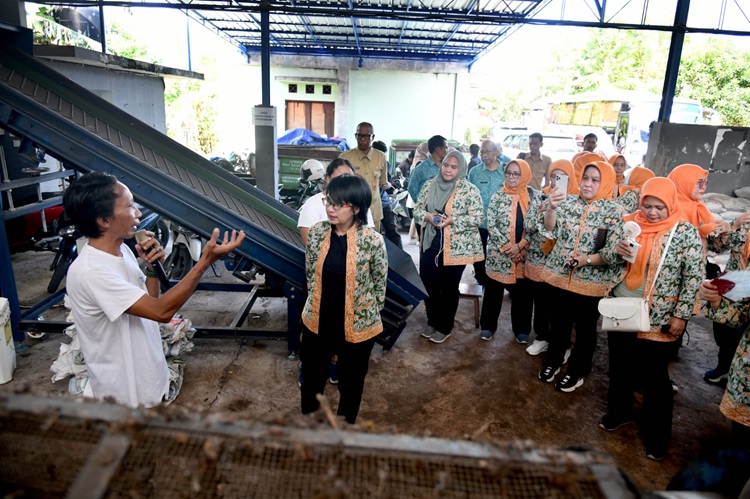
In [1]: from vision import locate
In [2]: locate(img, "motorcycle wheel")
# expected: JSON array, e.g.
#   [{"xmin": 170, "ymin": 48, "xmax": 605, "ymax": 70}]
[
  {"xmin": 154, "ymin": 220, "xmax": 170, "ymax": 248},
  {"xmin": 48, "ymin": 258, "xmax": 72, "ymax": 293},
  {"xmin": 165, "ymin": 244, "xmax": 193, "ymax": 280}
]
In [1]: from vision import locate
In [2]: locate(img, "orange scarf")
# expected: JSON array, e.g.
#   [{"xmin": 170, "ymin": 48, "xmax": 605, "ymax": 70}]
[
  {"xmin": 502, "ymin": 159, "xmax": 532, "ymax": 213},
  {"xmin": 609, "ymin": 154, "xmax": 626, "ymax": 197},
  {"xmin": 573, "ymin": 153, "xmax": 602, "ymax": 183},
  {"xmin": 581, "ymin": 161, "xmax": 616, "ymax": 203},
  {"xmin": 543, "ymin": 159, "xmax": 580, "ymax": 196},
  {"xmin": 623, "ymin": 177, "xmax": 684, "ymax": 289},
  {"xmin": 618, "ymin": 167, "xmax": 655, "ymax": 195},
  {"xmin": 667, "ymin": 164, "xmax": 716, "ymax": 238}
]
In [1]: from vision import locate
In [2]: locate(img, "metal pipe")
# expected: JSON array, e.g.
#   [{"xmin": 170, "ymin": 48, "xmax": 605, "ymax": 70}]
[{"xmin": 658, "ymin": 0, "xmax": 690, "ymax": 122}]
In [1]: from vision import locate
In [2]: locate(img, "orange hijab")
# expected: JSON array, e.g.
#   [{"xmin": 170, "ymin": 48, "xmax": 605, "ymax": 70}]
[
  {"xmin": 581, "ymin": 161, "xmax": 616, "ymax": 203},
  {"xmin": 609, "ymin": 153, "xmax": 627, "ymax": 180},
  {"xmin": 573, "ymin": 153, "xmax": 602, "ymax": 183},
  {"xmin": 618, "ymin": 167, "xmax": 656, "ymax": 195},
  {"xmin": 667, "ymin": 164, "xmax": 716, "ymax": 238},
  {"xmin": 502, "ymin": 159, "xmax": 532, "ymax": 213},
  {"xmin": 543, "ymin": 159, "xmax": 580, "ymax": 196},
  {"xmin": 623, "ymin": 177, "xmax": 684, "ymax": 289}
]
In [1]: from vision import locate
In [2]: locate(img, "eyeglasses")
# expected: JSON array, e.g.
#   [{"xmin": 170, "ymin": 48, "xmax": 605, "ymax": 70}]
[
  {"xmin": 697, "ymin": 179, "xmax": 708, "ymax": 188},
  {"xmin": 505, "ymin": 171, "xmax": 522, "ymax": 178},
  {"xmin": 480, "ymin": 149, "xmax": 496, "ymax": 155},
  {"xmin": 355, "ymin": 133, "xmax": 373, "ymax": 139},
  {"xmin": 322, "ymin": 197, "xmax": 352, "ymax": 210}
]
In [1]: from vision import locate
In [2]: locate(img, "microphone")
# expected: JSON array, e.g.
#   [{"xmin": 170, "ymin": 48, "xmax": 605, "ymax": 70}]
[{"xmin": 135, "ymin": 230, "xmax": 172, "ymax": 290}]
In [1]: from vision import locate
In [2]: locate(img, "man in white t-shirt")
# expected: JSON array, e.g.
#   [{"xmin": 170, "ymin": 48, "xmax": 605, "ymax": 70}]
[
  {"xmin": 63, "ymin": 172, "xmax": 244, "ymax": 408},
  {"xmin": 297, "ymin": 158, "xmax": 375, "ymax": 245}
]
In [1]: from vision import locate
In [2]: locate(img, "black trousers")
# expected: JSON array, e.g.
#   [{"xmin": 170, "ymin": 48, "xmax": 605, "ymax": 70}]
[
  {"xmin": 531, "ymin": 280, "xmax": 554, "ymax": 342},
  {"xmin": 607, "ymin": 331, "xmax": 674, "ymax": 453},
  {"xmin": 381, "ymin": 208, "xmax": 403, "ymax": 249},
  {"xmin": 473, "ymin": 228, "xmax": 490, "ymax": 284},
  {"xmin": 300, "ymin": 326, "xmax": 375, "ymax": 424},
  {"xmin": 420, "ymin": 247, "xmax": 465, "ymax": 335},
  {"xmin": 544, "ymin": 287, "xmax": 601, "ymax": 378},
  {"xmin": 712, "ymin": 321, "xmax": 744, "ymax": 373},
  {"xmin": 480, "ymin": 277, "xmax": 533, "ymax": 334}
]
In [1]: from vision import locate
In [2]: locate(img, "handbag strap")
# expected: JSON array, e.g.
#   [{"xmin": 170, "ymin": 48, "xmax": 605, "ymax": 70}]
[{"xmin": 646, "ymin": 224, "xmax": 678, "ymax": 297}]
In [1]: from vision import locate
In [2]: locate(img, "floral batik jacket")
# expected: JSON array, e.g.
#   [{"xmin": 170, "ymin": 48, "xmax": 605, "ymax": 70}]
[
  {"xmin": 415, "ymin": 179, "xmax": 485, "ymax": 266},
  {"xmin": 706, "ymin": 299, "xmax": 750, "ymax": 427},
  {"xmin": 537, "ymin": 195, "xmax": 626, "ymax": 297},
  {"xmin": 302, "ymin": 221, "xmax": 388, "ymax": 343},
  {"xmin": 613, "ymin": 221, "xmax": 704, "ymax": 341},
  {"xmin": 486, "ymin": 188, "xmax": 545, "ymax": 284},
  {"xmin": 707, "ymin": 221, "xmax": 750, "ymax": 272}
]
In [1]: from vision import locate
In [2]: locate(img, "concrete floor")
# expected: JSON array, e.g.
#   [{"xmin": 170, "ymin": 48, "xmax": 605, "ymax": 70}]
[{"xmin": 1, "ymin": 234, "xmax": 738, "ymax": 494}]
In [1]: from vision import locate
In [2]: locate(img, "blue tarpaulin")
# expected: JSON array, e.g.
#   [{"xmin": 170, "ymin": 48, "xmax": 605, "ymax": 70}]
[{"xmin": 277, "ymin": 128, "xmax": 350, "ymax": 151}]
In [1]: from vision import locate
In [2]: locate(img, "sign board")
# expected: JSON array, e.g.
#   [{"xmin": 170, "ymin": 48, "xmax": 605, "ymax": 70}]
[{"xmin": 253, "ymin": 106, "xmax": 276, "ymax": 126}]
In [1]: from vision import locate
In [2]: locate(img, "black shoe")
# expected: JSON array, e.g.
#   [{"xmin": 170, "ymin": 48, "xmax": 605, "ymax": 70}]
[
  {"xmin": 538, "ymin": 366, "xmax": 560, "ymax": 383},
  {"xmin": 703, "ymin": 367, "xmax": 729, "ymax": 385},
  {"xmin": 598, "ymin": 414, "xmax": 632, "ymax": 432},
  {"xmin": 646, "ymin": 448, "xmax": 667, "ymax": 461},
  {"xmin": 555, "ymin": 374, "xmax": 584, "ymax": 393}
]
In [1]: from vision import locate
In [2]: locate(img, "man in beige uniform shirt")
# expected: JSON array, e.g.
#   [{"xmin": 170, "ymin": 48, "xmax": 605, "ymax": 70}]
[
  {"xmin": 517, "ymin": 132, "xmax": 552, "ymax": 190},
  {"xmin": 340, "ymin": 122, "xmax": 389, "ymax": 230}
]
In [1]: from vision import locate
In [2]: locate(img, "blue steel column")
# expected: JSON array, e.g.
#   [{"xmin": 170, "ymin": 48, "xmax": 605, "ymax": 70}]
[
  {"xmin": 0, "ymin": 194, "xmax": 23, "ymax": 342},
  {"xmin": 261, "ymin": 5, "xmax": 270, "ymax": 106},
  {"xmin": 658, "ymin": 0, "xmax": 691, "ymax": 122}
]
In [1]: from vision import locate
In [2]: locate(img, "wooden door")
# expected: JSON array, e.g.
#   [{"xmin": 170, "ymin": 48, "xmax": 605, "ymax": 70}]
[{"xmin": 286, "ymin": 101, "xmax": 335, "ymax": 137}]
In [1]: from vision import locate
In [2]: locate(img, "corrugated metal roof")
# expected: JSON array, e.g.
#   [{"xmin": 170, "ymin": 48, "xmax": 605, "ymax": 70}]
[{"xmin": 161, "ymin": 0, "xmax": 552, "ymax": 63}]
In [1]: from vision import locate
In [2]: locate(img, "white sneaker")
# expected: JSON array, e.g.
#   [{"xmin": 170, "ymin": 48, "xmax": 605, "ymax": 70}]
[
  {"xmin": 526, "ymin": 340, "xmax": 549, "ymax": 356},
  {"xmin": 563, "ymin": 348, "xmax": 572, "ymax": 364}
]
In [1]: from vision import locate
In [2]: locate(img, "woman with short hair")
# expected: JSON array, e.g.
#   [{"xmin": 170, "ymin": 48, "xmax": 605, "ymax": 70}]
[{"xmin": 300, "ymin": 174, "xmax": 388, "ymax": 424}]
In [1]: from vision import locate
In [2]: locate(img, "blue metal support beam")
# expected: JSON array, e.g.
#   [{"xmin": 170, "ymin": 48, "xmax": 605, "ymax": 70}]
[
  {"xmin": 658, "ymin": 0, "xmax": 690, "ymax": 122},
  {"xmin": 260, "ymin": 5, "xmax": 271, "ymax": 106},
  {"xmin": 351, "ymin": 17, "xmax": 363, "ymax": 67}
]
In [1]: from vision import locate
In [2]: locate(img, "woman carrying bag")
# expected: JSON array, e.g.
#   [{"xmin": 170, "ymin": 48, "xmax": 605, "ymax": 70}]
[
  {"xmin": 414, "ymin": 150, "xmax": 484, "ymax": 344},
  {"xmin": 600, "ymin": 177, "xmax": 704, "ymax": 461}
]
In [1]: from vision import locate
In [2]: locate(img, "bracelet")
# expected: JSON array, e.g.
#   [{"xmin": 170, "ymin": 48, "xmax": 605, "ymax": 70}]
[{"xmin": 144, "ymin": 268, "xmax": 157, "ymax": 278}]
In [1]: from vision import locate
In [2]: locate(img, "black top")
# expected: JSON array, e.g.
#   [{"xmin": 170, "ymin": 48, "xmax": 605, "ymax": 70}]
[
  {"xmin": 319, "ymin": 230, "xmax": 347, "ymax": 337},
  {"xmin": 515, "ymin": 201, "xmax": 525, "ymax": 244}
]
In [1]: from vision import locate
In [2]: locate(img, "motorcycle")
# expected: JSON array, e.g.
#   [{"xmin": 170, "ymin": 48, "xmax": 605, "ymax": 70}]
[
  {"xmin": 388, "ymin": 171, "xmax": 411, "ymax": 231},
  {"xmin": 163, "ymin": 221, "xmax": 206, "ymax": 280},
  {"xmin": 280, "ymin": 177, "xmax": 322, "ymax": 211}
]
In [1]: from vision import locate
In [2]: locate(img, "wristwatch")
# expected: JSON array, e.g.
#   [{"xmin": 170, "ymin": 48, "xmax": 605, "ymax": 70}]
[{"xmin": 586, "ymin": 256, "xmax": 592, "ymax": 265}]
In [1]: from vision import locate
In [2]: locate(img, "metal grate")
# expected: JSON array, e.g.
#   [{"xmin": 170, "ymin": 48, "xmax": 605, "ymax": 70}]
[{"xmin": 0, "ymin": 394, "xmax": 635, "ymax": 498}]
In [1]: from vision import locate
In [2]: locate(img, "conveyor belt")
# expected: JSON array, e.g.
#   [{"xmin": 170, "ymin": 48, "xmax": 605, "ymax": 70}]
[{"xmin": 0, "ymin": 41, "xmax": 425, "ymax": 349}]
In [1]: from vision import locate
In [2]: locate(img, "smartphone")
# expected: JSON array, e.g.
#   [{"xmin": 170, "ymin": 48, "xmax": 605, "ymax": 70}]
[{"xmin": 555, "ymin": 174, "xmax": 569, "ymax": 195}]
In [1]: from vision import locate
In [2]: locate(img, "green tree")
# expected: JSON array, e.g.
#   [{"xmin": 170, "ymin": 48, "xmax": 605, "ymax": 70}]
[
  {"xmin": 570, "ymin": 29, "xmax": 668, "ymax": 94},
  {"xmin": 677, "ymin": 38, "xmax": 750, "ymax": 126}
]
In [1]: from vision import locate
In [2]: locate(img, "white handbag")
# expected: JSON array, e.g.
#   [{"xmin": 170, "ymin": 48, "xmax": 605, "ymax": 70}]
[{"xmin": 598, "ymin": 225, "xmax": 677, "ymax": 333}]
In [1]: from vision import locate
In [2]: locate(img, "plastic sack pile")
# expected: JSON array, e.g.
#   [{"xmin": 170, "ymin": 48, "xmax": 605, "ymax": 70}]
[{"xmin": 50, "ymin": 307, "xmax": 195, "ymax": 404}]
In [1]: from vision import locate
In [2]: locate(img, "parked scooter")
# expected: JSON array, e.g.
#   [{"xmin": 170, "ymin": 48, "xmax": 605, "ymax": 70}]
[
  {"xmin": 388, "ymin": 170, "xmax": 411, "ymax": 231},
  {"xmin": 280, "ymin": 159, "xmax": 324, "ymax": 211},
  {"xmin": 163, "ymin": 221, "xmax": 206, "ymax": 280}
]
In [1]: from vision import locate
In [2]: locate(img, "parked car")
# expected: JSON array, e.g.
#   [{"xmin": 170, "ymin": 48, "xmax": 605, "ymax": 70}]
[{"xmin": 500, "ymin": 133, "xmax": 579, "ymax": 162}]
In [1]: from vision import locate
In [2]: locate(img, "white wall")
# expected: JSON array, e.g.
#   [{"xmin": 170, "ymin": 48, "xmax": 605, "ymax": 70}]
[{"xmin": 214, "ymin": 62, "xmax": 463, "ymax": 155}]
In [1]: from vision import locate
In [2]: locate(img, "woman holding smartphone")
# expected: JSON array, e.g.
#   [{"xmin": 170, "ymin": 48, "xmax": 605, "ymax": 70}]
[
  {"xmin": 601, "ymin": 177, "xmax": 703, "ymax": 461},
  {"xmin": 414, "ymin": 150, "xmax": 484, "ymax": 344},
  {"xmin": 300, "ymin": 174, "xmax": 388, "ymax": 424},
  {"xmin": 523, "ymin": 159, "xmax": 579, "ymax": 356},
  {"xmin": 538, "ymin": 161, "xmax": 626, "ymax": 392}
]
